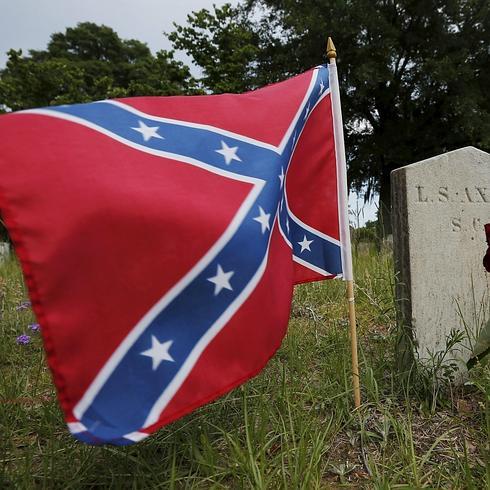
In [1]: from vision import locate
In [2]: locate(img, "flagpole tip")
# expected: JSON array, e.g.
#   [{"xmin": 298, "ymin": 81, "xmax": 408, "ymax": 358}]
[{"xmin": 326, "ymin": 37, "xmax": 337, "ymax": 62}]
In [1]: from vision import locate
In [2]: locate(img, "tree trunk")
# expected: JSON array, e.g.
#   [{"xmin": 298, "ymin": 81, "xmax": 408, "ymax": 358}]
[{"xmin": 377, "ymin": 168, "xmax": 392, "ymax": 238}]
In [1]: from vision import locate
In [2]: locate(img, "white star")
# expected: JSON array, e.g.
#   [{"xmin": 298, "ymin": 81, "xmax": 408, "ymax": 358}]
[
  {"xmin": 131, "ymin": 120, "xmax": 164, "ymax": 142},
  {"xmin": 303, "ymin": 104, "xmax": 310, "ymax": 120},
  {"xmin": 280, "ymin": 198, "xmax": 284, "ymax": 212},
  {"xmin": 298, "ymin": 235, "xmax": 313, "ymax": 252},
  {"xmin": 286, "ymin": 219, "xmax": 290, "ymax": 234},
  {"xmin": 278, "ymin": 167, "xmax": 285, "ymax": 188},
  {"xmin": 253, "ymin": 206, "xmax": 271, "ymax": 234},
  {"xmin": 215, "ymin": 141, "xmax": 242, "ymax": 165},
  {"xmin": 207, "ymin": 264, "xmax": 234, "ymax": 295},
  {"xmin": 319, "ymin": 80, "xmax": 325, "ymax": 94},
  {"xmin": 292, "ymin": 131, "xmax": 297, "ymax": 145},
  {"xmin": 140, "ymin": 335, "xmax": 174, "ymax": 370}
]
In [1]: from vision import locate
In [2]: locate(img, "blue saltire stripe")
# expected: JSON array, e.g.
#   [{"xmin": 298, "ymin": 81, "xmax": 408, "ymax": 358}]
[{"xmin": 33, "ymin": 66, "xmax": 341, "ymax": 442}]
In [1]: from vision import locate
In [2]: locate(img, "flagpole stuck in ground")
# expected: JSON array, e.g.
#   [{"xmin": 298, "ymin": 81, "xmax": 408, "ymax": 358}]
[{"xmin": 327, "ymin": 37, "xmax": 361, "ymax": 408}]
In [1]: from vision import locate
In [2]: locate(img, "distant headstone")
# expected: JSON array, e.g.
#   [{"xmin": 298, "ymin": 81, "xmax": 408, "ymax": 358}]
[
  {"xmin": 392, "ymin": 147, "xmax": 490, "ymax": 374},
  {"xmin": 0, "ymin": 242, "xmax": 9, "ymax": 261}
]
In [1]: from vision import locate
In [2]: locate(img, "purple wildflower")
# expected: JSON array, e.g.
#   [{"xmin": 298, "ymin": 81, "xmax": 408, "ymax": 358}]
[
  {"xmin": 28, "ymin": 323, "xmax": 40, "ymax": 332},
  {"xmin": 15, "ymin": 300, "xmax": 31, "ymax": 311},
  {"xmin": 16, "ymin": 334, "xmax": 31, "ymax": 345}
]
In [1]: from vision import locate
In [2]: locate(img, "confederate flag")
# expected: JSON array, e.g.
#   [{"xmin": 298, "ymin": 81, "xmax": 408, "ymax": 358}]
[{"xmin": 0, "ymin": 64, "xmax": 351, "ymax": 445}]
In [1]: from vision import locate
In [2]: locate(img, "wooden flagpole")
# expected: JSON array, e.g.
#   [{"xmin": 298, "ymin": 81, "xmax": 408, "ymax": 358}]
[
  {"xmin": 327, "ymin": 37, "xmax": 361, "ymax": 408},
  {"xmin": 347, "ymin": 279, "xmax": 361, "ymax": 408}
]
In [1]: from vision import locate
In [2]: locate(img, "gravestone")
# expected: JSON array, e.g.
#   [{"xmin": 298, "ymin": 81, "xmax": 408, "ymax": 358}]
[
  {"xmin": 0, "ymin": 242, "xmax": 9, "ymax": 262},
  {"xmin": 391, "ymin": 147, "xmax": 490, "ymax": 374}
]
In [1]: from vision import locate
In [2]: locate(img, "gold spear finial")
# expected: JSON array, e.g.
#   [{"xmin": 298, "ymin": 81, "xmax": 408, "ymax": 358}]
[{"xmin": 326, "ymin": 37, "xmax": 337, "ymax": 61}]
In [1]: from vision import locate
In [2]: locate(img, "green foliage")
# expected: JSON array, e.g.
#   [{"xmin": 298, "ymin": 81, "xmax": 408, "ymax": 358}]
[
  {"xmin": 413, "ymin": 328, "xmax": 467, "ymax": 414},
  {"xmin": 352, "ymin": 219, "xmax": 378, "ymax": 243},
  {"xmin": 468, "ymin": 318, "xmax": 490, "ymax": 368},
  {"xmin": 0, "ymin": 22, "xmax": 197, "ymax": 111},
  {"xmin": 168, "ymin": 4, "xmax": 262, "ymax": 93},
  {"xmin": 0, "ymin": 23, "xmax": 199, "ymax": 240},
  {"xmin": 170, "ymin": 0, "xmax": 490, "ymax": 230},
  {"xmin": 1, "ymin": 249, "xmax": 488, "ymax": 487},
  {"xmin": 248, "ymin": 0, "xmax": 489, "ymax": 200}
]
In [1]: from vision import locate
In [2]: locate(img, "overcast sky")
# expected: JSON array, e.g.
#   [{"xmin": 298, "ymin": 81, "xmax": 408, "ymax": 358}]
[{"xmin": 0, "ymin": 0, "xmax": 238, "ymax": 69}]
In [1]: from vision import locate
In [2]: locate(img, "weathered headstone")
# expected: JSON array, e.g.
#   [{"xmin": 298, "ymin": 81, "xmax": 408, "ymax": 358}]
[
  {"xmin": 392, "ymin": 147, "xmax": 490, "ymax": 374},
  {"xmin": 0, "ymin": 242, "xmax": 9, "ymax": 262}
]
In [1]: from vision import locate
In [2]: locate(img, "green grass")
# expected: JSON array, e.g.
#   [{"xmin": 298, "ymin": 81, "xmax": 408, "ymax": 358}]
[{"xmin": 1, "ymin": 248, "xmax": 489, "ymax": 488}]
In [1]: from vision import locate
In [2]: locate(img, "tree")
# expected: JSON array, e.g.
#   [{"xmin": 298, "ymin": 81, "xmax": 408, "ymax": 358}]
[
  {"xmin": 0, "ymin": 22, "xmax": 198, "ymax": 241},
  {"xmin": 171, "ymin": 1, "xmax": 490, "ymax": 233},
  {"xmin": 0, "ymin": 22, "xmax": 197, "ymax": 112},
  {"xmin": 168, "ymin": 4, "xmax": 262, "ymax": 93}
]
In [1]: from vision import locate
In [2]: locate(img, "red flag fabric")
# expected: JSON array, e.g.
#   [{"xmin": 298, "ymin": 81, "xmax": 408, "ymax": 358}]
[
  {"xmin": 0, "ymin": 65, "xmax": 350, "ymax": 445},
  {"xmin": 484, "ymin": 223, "xmax": 490, "ymax": 272}
]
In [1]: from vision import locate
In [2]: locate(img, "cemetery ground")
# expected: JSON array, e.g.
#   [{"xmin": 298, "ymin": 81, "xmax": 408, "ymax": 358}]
[{"xmin": 0, "ymin": 247, "xmax": 488, "ymax": 489}]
